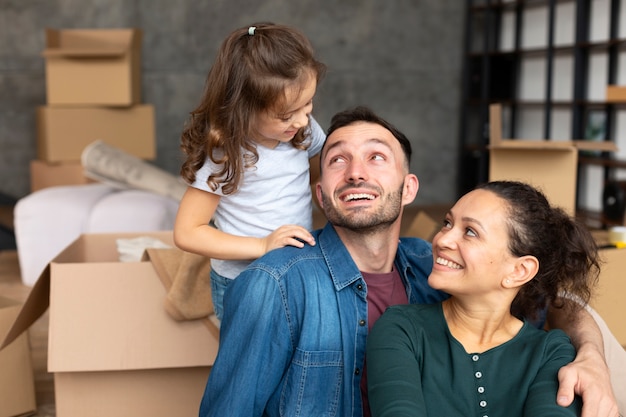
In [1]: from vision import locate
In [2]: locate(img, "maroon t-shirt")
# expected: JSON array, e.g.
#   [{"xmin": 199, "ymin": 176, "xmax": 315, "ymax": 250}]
[{"xmin": 360, "ymin": 268, "xmax": 409, "ymax": 417}]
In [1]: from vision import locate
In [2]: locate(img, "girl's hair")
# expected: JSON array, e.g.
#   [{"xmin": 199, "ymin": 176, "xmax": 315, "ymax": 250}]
[
  {"xmin": 180, "ymin": 22, "xmax": 326, "ymax": 194},
  {"xmin": 476, "ymin": 181, "xmax": 601, "ymax": 321}
]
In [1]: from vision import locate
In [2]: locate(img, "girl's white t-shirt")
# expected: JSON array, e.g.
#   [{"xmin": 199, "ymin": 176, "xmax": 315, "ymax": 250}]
[{"xmin": 191, "ymin": 116, "xmax": 325, "ymax": 279}]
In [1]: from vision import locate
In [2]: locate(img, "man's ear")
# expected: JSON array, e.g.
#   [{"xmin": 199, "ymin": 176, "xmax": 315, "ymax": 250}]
[
  {"xmin": 315, "ymin": 182, "xmax": 324, "ymax": 210},
  {"xmin": 402, "ymin": 174, "xmax": 419, "ymax": 206},
  {"xmin": 503, "ymin": 255, "xmax": 539, "ymax": 288}
]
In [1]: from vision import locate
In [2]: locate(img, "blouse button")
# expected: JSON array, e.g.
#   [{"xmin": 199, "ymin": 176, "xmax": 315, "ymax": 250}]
[
  {"xmin": 477, "ymin": 386, "xmax": 485, "ymax": 393},
  {"xmin": 472, "ymin": 354, "xmax": 479, "ymax": 361},
  {"xmin": 475, "ymin": 371, "xmax": 482, "ymax": 378},
  {"xmin": 359, "ymin": 319, "xmax": 366, "ymax": 327},
  {"xmin": 479, "ymin": 400, "xmax": 487, "ymax": 408},
  {"xmin": 355, "ymin": 368, "xmax": 361, "ymax": 375},
  {"xmin": 357, "ymin": 284, "xmax": 363, "ymax": 290}
]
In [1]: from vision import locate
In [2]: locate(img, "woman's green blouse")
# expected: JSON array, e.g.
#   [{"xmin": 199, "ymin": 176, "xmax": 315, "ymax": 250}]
[{"xmin": 366, "ymin": 303, "xmax": 581, "ymax": 417}]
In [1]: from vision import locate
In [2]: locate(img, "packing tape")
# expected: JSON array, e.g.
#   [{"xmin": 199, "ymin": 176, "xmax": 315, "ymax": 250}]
[{"xmin": 608, "ymin": 226, "xmax": 626, "ymax": 247}]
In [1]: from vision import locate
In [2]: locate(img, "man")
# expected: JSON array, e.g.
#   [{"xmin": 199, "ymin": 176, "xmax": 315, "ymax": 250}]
[{"xmin": 199, "ymin": 106, "xmax": 618, "ymax": 417}]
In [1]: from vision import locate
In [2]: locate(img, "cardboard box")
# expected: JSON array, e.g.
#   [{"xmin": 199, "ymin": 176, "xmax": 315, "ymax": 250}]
[
  {"xmin": 43, "ymin": 28, "xmax": 142, "ymax": 106},
  {"xmin": 0, "ymin": 296, "xmax": 36, "ymax": 417},
  {"xmin": 590, "ymin": 245, "xmax": 626, "ymax": 346},
  {"xmin": 0, "ymin": 231, "xmax": 219, "ymax": 417},
  {"xmin": 30, "ymin": 159, "xmax": 94, "ymax": 192},
  {"xmin": 606, "ymin": 85, "xmax": 626, "ymax": 102},
  {"xmin": 404, "ymin": 210, "xmax": 440, "ymax": 241},
  {"xmin": 488, "ymin": 104, "xmax": 618, "ymax": 215},
  {"xmin": 37, "ymin": 105, "xmax": 156, "ymax": 162}
]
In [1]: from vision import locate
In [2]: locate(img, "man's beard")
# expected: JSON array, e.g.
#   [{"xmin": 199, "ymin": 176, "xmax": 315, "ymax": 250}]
[{"xmin": 320, "ymin": 183, "xmax": 404, "ymax": 233}]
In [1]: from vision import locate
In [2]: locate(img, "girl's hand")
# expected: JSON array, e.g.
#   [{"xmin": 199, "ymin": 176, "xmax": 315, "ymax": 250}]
[{"xmin": 262, "ymin": 225, "xmax": 316, "ymax": 254}]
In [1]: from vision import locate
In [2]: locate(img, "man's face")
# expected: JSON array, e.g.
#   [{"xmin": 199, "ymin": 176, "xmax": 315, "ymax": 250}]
[{"xmin": 316, "ymin": 121, "xmax": 418, "ymax": 232}]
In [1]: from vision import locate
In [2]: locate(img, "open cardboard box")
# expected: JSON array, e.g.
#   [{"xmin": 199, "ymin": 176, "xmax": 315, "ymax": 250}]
[
  {"xmin": 43, "ymin": 28, "xmax": 142, "ymax": 106},
  {"xmin": 37, "ymin": 105, "xmax": 156, "ymax": 162},
  {"xmin": 0, "ymin": 296, "xmax": 36, "ymax": 417},
  {"xmin": 0, "ymin": 231, "xmax": 218, "ymax": 417},
  {"xmin": 488, "ymin": 104, "xmax": 618, "ymax": 215},
  {"xmin": 592, "ymin": 245, "xmax": 626, "ymax": 346},
  {"xmin": 589, "ymin": 230, "xmax": 626, "ymax": 347}
]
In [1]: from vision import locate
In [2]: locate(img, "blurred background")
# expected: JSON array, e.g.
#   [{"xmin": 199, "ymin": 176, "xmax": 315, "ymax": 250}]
[{"xmin": 0, "ymin": 0, "xmax": 464, "ymax": 205}]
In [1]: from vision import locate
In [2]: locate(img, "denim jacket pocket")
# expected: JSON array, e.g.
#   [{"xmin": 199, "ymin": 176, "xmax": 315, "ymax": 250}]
[{"xmin": 280, "ymin": 348, "xmax": 344, "ymax": 417}]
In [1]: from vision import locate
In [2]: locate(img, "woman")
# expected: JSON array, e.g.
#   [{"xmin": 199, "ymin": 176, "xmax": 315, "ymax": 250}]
[{"xmin": 366, "ymin": 180, "xmax": 600, "ymax": 417}]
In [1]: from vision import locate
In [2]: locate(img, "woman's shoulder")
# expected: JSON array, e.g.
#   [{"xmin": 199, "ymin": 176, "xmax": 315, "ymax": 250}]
[
  {"xmin": 517, "ymin": 322, "xmax": 576, "ymax": 356},
  {"xmin": 383, "ymin": 303, "xmax": 442, "ymax": 325}
]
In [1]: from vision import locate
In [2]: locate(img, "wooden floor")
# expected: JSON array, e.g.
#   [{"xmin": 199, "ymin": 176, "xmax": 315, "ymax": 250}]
[{"xmin": 0, "ymin": 250, "xmax": 56, "ymax": 417}]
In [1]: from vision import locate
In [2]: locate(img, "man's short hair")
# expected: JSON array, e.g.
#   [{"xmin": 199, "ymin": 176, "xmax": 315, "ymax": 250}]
[{"xmin": 323, "ymin": 106, "xmax": 413, "ymax": 165}]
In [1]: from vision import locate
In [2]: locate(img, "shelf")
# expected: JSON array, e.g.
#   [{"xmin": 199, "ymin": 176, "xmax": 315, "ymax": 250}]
[
  {"xmin": 469, "ymin": 0, "xmax": 575, "ymax": 13},
  {"xmin": 460, "ymin": 0, "xmax": 626, "ymax": 218},
  {"xmin": 464, "ymin": 99, "xmax": 626, "ymax": 108},
  {"xmin": 579, "ymin": 156, "xmax": 626, "ymax": 169},
  {"xmin": 468, "ymin": 39, "xmax": 626, "ymax": 57}
]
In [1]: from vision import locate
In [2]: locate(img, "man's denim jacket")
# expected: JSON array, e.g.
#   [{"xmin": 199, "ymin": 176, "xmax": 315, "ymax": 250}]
[{"xmin": 199, "ymin": 222, "xmax": 448, "ymax": 417}]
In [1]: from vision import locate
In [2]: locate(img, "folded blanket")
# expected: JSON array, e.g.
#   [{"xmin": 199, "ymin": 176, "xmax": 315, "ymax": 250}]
[{"xmin": 143, "ymin": 247, "xmax": 218, "ymax": 338}]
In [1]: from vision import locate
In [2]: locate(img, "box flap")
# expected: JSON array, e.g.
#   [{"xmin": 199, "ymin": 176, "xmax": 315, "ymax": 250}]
[
  {"xmin": 42, "ymin": 46, "xmax": 127, "ymax": 59},
  {"xmin": 43, "ymin": 28, "xmax": 140, "ymax": 59},
  {"xmin": 0, "ymin": 297, "xmax": 22, "ymax": 341},
  {"xmin": 44, "ymin": 28, "xmax": 139, "ymax": 46},
  {"xmin": 0, "ymin": 266, "xmax": 50, "ymax": 351}
]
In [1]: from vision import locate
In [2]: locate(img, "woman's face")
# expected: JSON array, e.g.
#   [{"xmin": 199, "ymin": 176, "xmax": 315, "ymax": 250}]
[{"xmin": 428, "ymin": 189, "xmax": 518, "ymax": 296}]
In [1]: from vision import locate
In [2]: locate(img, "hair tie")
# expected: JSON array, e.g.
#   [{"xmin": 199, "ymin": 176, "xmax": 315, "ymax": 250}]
[{"xmin": 248, "ymin": 26, "xmax": 256, "ymax": 36}]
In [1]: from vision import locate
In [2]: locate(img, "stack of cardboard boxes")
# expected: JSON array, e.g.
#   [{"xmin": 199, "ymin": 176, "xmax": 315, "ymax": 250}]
[
  {"xmin": 31, "ymin": 28, "xmax": 156, "ymax": 192},
  {"xmin": 0, "ymin": 29, "xmax": 220, "ymax": 417}
]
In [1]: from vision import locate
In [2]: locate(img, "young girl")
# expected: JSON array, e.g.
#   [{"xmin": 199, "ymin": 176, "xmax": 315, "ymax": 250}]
[{"xmin": 174, "ymin": 22, "xmax": 327, "ymax": 320}]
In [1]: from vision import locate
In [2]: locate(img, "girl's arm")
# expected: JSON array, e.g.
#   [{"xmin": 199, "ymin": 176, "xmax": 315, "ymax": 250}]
[{"xmin": 173, "ymin": 186, "xmax": 314, "ymax": 260}]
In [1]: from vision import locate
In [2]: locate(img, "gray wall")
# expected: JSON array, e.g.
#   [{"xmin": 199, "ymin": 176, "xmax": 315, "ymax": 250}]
[{"xmin": 0, "ymin": 0, "xmax": 465, "ymax": 206}]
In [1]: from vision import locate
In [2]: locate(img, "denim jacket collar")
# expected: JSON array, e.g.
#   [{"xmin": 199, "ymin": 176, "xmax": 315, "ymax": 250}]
[
  {"xmin": 318, "ymin": 222, "xmax": 418, "ymax": 292},
  {"xmin": 318, "ymin": 222, "xmax": 364, "ymax": 291}
]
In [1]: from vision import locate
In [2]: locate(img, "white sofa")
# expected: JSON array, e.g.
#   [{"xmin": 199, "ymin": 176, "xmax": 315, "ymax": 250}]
[{"xmin": 14, "ymin": 183, "xmax": 180, "ymax": 286}]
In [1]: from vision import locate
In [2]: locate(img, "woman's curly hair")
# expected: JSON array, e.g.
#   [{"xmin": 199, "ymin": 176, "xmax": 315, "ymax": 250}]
[{"xmin": 477, "ymin": 181, "xmax": 601, "ymax": 321}]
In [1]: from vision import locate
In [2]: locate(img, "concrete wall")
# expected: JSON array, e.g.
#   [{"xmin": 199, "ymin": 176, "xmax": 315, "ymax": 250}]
[{"xmin": 0, "ymin": 0, "xmax": 464, "ymax": 205}]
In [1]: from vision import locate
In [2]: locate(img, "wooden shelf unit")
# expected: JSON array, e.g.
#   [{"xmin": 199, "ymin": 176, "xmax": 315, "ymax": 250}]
[{"xmin": 460, "ymin": 0, "xmax": 626, "ymax": 224}]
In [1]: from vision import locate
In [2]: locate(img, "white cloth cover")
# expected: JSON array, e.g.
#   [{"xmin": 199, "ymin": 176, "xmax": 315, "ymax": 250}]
[{"xmin": 14, "ymin": 184, "xmax": 179, "ymax": 286}]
